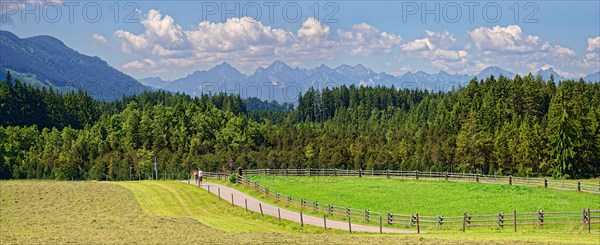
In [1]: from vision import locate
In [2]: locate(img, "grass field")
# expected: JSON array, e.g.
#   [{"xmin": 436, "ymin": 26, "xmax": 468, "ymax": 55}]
[
  {"xmin": 244, "ymin": 176, "xmax": 600, "ymax": 216},
  {"xmin": 1, "ymin": 180, "xmax": 598, "ymax": 244},
  {"xmin": 114, "ymin": 181, "xmax": 334, "ymax": 233}
]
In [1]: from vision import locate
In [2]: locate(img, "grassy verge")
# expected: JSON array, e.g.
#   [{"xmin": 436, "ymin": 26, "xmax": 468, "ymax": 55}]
[{"xmin": 114, "ymin": 180, "xmax": 342, "ymax": 233}]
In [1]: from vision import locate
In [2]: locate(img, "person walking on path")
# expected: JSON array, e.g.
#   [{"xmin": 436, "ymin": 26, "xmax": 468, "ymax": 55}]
[{"xmin": 197, "ymin": 169, "xmax": 204, "ymax": 187}]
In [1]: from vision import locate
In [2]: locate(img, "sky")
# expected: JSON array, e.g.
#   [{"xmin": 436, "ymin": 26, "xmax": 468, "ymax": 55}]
[{"xmin": 1, "ymin": 0, "xmax": 599, "ymax": 80}]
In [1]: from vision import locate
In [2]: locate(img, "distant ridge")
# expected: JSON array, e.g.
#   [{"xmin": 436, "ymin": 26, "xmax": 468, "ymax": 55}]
[
  {"xmin": 159, "ymin": 61, "xmax": 598, "ymax": 102},
  {"xmin": 0, "ymin": 30, "xmax": 149, "ymax": 101}
]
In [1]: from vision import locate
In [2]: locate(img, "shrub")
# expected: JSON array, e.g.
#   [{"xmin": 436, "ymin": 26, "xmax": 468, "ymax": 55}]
[{"xmin": 228, "ymin": 173, "xmax": 237, "ymax": 183}]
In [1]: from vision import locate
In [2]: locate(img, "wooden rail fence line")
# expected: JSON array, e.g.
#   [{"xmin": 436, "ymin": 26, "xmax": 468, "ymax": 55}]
[{"xmin": 233, "ymin": 168, "xmax": 599, "ymax": 194}]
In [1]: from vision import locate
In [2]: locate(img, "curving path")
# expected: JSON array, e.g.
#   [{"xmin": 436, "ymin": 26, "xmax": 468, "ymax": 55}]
[{"xmin": 185, "ymin": 181, "xmax": 414, "ymax": 234}]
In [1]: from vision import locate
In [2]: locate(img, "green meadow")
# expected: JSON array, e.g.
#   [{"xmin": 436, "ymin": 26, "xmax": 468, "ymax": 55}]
[{"xmin": 245, "ymin": 176, "xmax": 599, "ymax": 216}]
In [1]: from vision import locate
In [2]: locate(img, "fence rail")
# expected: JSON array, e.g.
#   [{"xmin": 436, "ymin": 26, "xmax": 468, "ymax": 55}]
[
  {"xmin": 204, "ymin": 172, "xmax": 599, "ymax": 233},
  {"xmin": 239, "ymin": 168, "xmax": 600, "ymax": 194}
]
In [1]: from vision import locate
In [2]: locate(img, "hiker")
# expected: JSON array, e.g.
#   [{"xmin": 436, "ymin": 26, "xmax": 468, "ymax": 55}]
[
  {"xmin": 198, "ymin": 169, "xmax": 204, "ymax": 186},
  {"xmin": 194, "ymin": 170, "xmax": 198, "ymax": 184}
]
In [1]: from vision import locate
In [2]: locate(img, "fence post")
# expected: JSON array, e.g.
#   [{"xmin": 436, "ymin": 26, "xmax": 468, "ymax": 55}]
[
  {"xmin": 348, "ymin": 215, "xmax": 352, "ymax": 233},
  {"xmin": 387, "ymin": 213, "xmax": 392, "ymax": 225},
  {"xmin": 509, "ymin": 175, "xmax": 512, "ymax": 185},
  {"xmin": 259, "ymin": 203, "xmax": 263, "ymax": 216},
  {"xmin": 476, "ymin": 173, "xmax": 479, "ymax": 183},
  {"xmin": 445, "ymin": 171, "xmax": 448, "ymax": 181},
  {"xmin": 588, "ymin": 208, "xmax": 592, "ymax": 233},
  {"xmin": 416, "ymin": 212, "xmax": 420, "ymax": 234},
  {"xmin": 386, "ymin": 169, "xmax": 389, "ymax": 178},
  {"xmin": 364, "ymin": 209, "xmax": 369, "ymax": 222},
  {"xmin": 544, "ymin": 178, "xmax": 548, "ymax": 188},
  {"xmin": 218, "ymin": 188, "xmax": 221, "ymax": 200},
  {"xmin": 513, "ymin": 209, "xmax": 517, "ymax": 232},
  {"xmin": 278, "ymin": 208, "xmax": 281, "ymax": 221},
  {"xmin": 440, "ymin": 215, "xmax": 444, "ymax": 227},
  {"xmin": 537, "ymin": 210, "xmax": 544, "ymax": 227},
  {"xmin": 346, "ymin": 207, "xmax": 351, "ymax": 219},
  {"xmin": 334, "ymin": 168, "xmax": 337, "ymax": 176},
  {"xmin": 415, "ymin": 170, "xmax": 419, "ymax": 180},
  {"xmin": 498, "ymin": 212, "xmax": 504, "ymax": 227},
  {"xmin": 577, "ymin": 181, "xmax": 581, "ymax": 191},
  {"xmin": 300, "ymin": 211, "xmax": 303, "ymax": 227},
  {"xmin": 208, "ymin": 185, "xmax": 210, "ymax": 193},
  {"xmin": 245, "ymin": 199, "xmax": 248, "ymax": 212},
  {"xmin": 285, "ymin": 168, "xmax": 288, "ymax": 176},
  {"xmin": 379, "ymin": 216, "xmax": 383, "ymax": 234},
  {"xmin": 359, "ymin": 169, "xmax": 362, "ymax": 178},
  {"xmin": 462, "ymin": 213, "xmax": 466, "ymax": 232},
  {"xmin": 231, "ymin": 193, "xmax": 234, "ymax": 207},
  {"xmin": 323, "ymin": 214, "xmax": 327, "ymax": 229},
  {"xmin": 436, "ymin": 215, "xmax": 440, "ymax": 228}
]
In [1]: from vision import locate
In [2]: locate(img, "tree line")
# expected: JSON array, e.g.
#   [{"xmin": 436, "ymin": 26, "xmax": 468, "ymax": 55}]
[{"xmin": 1, "ymin": 71, "xmax": 598, "ymax": 180}]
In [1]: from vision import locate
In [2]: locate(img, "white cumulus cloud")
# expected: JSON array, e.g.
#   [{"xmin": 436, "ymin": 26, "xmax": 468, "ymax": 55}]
[
  {"xmin": 337, "ymin": 23, "xmax": 402, "ymax": 56},
  {"xmin": 186, "ymin": 17, "xmax": 292, "ymax": 53},
  {"xmin": 298, "ymin": 18, "xmax": 330, "ymax": 38},
  {"xmin": 91, "ymin": 33, "xmax": 108, "ymax": 45},
  {"xmin": 587, "ymin": 36, "xmax": 600, "ymax": 52},
  {"xmin": 469, "ymin": 25, "xmax": 542, "ymax": 53}
]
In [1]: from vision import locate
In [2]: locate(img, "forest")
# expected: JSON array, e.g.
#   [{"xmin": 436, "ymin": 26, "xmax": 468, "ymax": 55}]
[{"xmin": 1, "ymin": 71, "xmax": 598, "ymax": 180}]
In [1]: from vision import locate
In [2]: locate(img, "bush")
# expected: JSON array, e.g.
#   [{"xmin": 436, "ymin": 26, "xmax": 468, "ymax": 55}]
[{"xmin": 228, "ymin": 173, "xmax": 237, "ymax": 183}]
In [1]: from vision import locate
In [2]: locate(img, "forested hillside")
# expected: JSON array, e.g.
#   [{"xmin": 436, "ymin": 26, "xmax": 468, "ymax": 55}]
[
  {"xmin": 0, "ymin": 31, "xmax": 149, "ymax": 100},
  {"xmin": 1, "ymin": 72, "xmax": 598, "ymax": 180}
]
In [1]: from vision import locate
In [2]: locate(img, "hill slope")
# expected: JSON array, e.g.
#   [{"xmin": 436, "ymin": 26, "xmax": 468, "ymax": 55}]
[{"xmin": 0, "ymin": 31, "xmax": 148, "ymax": 100}]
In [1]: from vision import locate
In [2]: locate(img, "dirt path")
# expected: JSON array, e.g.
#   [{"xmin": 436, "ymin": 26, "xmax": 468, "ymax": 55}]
[{"xmin": 186, "ymin": 181, "xmax": 414, "ymax": 234}]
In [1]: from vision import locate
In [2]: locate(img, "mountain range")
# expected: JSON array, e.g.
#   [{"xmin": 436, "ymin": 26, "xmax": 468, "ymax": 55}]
[
  {"xmin": 140, "ymin": 62, "xmax": 599, "ymax": 103},
  {"xmin": 0, "ymin": 30, "xmax": 597, "ymax": 102},
  {"xmin": 0, "ymin": 30, "xmax": 149, "ymax": 101}
]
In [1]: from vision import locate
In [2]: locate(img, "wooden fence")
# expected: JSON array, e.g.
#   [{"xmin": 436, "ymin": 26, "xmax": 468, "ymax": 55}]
[
  {"xmin": 201, "ymin": 173, "xmax": 600, "ymax": 232},
  {"xmin": 388, "ymin": 209, "xmax": 599, "ymax": 232},
  {"xmin": 239, "ymin": 168, "xmax": 600, "ymax": 194}
]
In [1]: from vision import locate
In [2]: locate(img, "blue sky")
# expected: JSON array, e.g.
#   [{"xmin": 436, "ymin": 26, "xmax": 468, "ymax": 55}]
[{"xmin": 1, "ymin": 1, "xmax": 599, "ymax": 80}]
